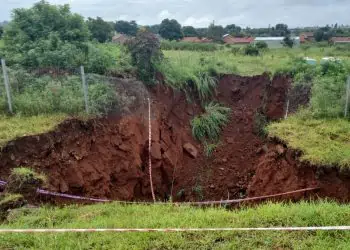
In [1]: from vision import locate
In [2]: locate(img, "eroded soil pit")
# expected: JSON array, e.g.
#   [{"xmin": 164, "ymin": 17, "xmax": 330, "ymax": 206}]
[{"xmin": 0, "ymin": 74, "xmax": 349, "ymax": 202}]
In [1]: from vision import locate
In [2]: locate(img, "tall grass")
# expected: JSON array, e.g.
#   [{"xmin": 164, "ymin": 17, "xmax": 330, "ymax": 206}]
[
  {"xmin": 191, "ymin": 102, "xmax": 231, "ymax": 142},
  {"xmin": 161, "ymin": 40, "xmax": 218, "ymax": 51},
  {"xmin": 0, "ymin": 201, "xmax": 349, "ymax": 249},
  {"xmin": 0, "ymin": 70, "xmax": 118, "ymax": 116}
]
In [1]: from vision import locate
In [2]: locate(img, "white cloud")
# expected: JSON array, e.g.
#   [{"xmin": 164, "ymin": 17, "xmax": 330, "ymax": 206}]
[{"xmin": 1, "ymin": 0, "xmax": 350, "ymax": 28}]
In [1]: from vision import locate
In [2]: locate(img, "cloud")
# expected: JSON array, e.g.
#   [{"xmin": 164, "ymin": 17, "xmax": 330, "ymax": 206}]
[{"xmin": 1, "ymin": 0, "xmax": 350, "ymax": 28}]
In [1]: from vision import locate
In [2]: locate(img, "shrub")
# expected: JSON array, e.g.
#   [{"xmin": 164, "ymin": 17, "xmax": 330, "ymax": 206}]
[
  {"xmin": 192, "ymin": 72, "xmax": 217, "ymax": 102},
  {"xmin": 191, "ymin": 102, "xmax": 231, "ymax": 142},
  {"xmin": 256, "ymin": 41, "xmax": 268, "ymax": 50},
  {"xmin": 128, "ymin": 30, "xmax": 163, "ymax": 84},
  {"xmin": 244, "ymin": 44, "xmax": 259, "ymax": 56}
]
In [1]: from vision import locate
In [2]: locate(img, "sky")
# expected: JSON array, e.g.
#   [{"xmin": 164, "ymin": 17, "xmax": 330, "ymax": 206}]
[{"xmin": 1, "ymin": 0, "xmax": 350, "ymax": 28}]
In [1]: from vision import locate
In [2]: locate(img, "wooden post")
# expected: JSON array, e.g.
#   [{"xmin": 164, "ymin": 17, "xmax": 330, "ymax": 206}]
[
  {"xmin": 1, "ymin": 59, "xmax": 13, "ymax": 114},
  {"xmin": 80, "ymin": 66, "xmax": 89, "ymax": 114}
]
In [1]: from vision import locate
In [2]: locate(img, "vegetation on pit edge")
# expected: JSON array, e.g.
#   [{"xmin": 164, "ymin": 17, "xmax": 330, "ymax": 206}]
[
  {"xmin": 0, "ymin": 201, "xmax": 349, "ymax": 249},
  {"xmin": 268, "ymin": 111, "xmax": 350, "ymax": 168},
  {"xmin": 0, "ymin": 114, "xmax": 67, "ymax": 147}
]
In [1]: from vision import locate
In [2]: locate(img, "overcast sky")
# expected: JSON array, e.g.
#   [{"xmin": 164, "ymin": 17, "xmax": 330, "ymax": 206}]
[{"xmin": 1, "ymin": 0, "xmax": 350, "ymax": 28}]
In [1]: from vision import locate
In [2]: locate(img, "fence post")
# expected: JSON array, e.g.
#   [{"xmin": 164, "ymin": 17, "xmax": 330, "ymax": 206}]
[
  {"xmin": 1, "ymin": 59, "xmax": 13, "ymax": 114},
  {"xmin": 80, "ymin": 65, "xmax": 89, "ymax": 114},
  {"xmin": 345, "ymin": 76, "xmax": 350, "ymax": 118}
]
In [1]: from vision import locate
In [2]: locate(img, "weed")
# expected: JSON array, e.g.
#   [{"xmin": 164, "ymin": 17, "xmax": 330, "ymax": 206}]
[
  {"xmin": 204, "ymin": 141, "xmax": 219, "ymax": 158},
  {"xmin": 191, "ymin": 102, "xmax": 231, "ymax": 142}
]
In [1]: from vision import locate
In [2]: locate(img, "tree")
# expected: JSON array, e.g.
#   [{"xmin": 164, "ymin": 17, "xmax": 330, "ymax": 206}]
[
  {"xmin": 159, "ymin": 19, "xmax": 183, "ymax": 40},
  {"xmin": 282, "ymin": 35, "xmax": 294, "ymax": 48},
  {"xmin": 2, "ymin": 0, "xmax": 112, "ymax": 73},
  {"xmin": 144, "ymin": 24, "xmax": 160, "ymax": 34},
  {"xmin": 224, "ymin": 24, "xmax": 242, "ymax": 36},
  {"xmin": 87, "ymin": 17, "xmax": 113, "ymax": 43},
  {"xmin": 182, "ymin": 26, "xmax": 198, "ymax": 37},
  {"xmin": 207, "ymin": 23, "xmax": 224, "ymax": 42},
  {"xmin": 115, "ymin": 20, "xmax": 138, "ymax": 36},
  {"xmin": 127, "ymin": 30, "xmax": 163, "ymax": 83},
  {"xmin": 273, "ymin": 23, "xmax": 290, "ymax": 36},
  {"xmin": 0, "ymin": 26, "xmax": 3, "ymax": 39}
]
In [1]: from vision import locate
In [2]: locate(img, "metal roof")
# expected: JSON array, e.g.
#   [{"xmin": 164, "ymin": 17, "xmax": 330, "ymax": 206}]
[{"xmin": 255, "ymin": 37, "xmax": 300, "ymax": 41}]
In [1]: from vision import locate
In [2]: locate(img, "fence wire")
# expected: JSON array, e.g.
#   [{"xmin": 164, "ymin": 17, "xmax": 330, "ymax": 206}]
[{"xmin": 0, "ymin": 60, "xmax": 149, "ymax": 122}]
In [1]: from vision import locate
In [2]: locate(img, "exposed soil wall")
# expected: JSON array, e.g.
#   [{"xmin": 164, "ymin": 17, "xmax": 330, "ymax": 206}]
[{"xmin": 0, "ymin": 74, "xmax": 349, "ymax": 202}]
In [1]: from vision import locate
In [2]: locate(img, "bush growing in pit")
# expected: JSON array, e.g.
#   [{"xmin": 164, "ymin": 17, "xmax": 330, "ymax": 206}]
[{"xmin": 191, "ymin": 102, "xmax": 231, "ymax": 142}]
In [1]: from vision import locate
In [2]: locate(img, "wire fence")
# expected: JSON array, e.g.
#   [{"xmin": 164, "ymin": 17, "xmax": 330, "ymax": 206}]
[
  {"xmin": 284, "ymin": 76, "xmax": 350, "ymax": 119},
  {"xmin": 0, "ymin": 59, "xmax": 149, "ymax": 119}
]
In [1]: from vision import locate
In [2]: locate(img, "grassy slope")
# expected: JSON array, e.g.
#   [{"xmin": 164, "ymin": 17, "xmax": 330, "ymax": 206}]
[
  {"xmin": 0, "ymin": 201, "xmax": 349, "ymax": 249},
  {"xmin": 268, "ymin": 115, "xmax": 350, "ymax": 168},
  {"xmin": 0, "ymin": 39, "xmax": 4, "ymax": 48},
  {"xmin": 0, "ymin": 114, "xmax": 67, "ymax": 147}
]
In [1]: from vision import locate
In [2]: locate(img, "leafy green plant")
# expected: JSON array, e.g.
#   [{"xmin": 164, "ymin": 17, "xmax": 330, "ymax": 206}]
[
  {"xmin": 203, "ymin": 141, "xmax": 219, "ymax": 158},
  {"xmin": 191, "ymin": 102, "xmax": 231, "ymax": 142}
]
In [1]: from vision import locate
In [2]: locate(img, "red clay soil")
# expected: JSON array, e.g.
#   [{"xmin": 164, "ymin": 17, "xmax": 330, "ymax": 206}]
[{"xmin": 0, "ymin": 74, "xmax": 349, "ymax": 203}]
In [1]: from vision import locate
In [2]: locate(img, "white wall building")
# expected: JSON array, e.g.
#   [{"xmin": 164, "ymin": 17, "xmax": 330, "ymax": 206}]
[{"xmin": 254, "ymin": 37, "xmax": 300, "ymax": 48}]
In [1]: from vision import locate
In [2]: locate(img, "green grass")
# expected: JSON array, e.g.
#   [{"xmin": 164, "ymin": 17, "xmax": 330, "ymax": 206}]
[
  {"xmin": 191, "ymin": 102, "xmax": 231, "ymax": 142},
  {"xmin": 0, "ymin": 40, "xmax": 4, "ymax": 48},
  {"xmin": 0, "ymin": 114, "xmax": 68, "ymax": 147},
  {"xmin": 0, "ymin": 201, "xmax": 349, "ymax": 249},
  {"xmin": 163, "ymin": 47, "xmax": 350, "ymax": 76},
  {"xmin": 268, "ymin": 113, "xmax": 350, "ymax": 168}
]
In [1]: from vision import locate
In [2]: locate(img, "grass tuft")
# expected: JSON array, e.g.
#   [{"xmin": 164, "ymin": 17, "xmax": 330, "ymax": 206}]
[
  {"xmin": 191, "ymin": 102, "xmax": 231, "ymax": 142},
  {"xmin": 7, "ymin": 168, "xmax": 46, "ymax": 195}
]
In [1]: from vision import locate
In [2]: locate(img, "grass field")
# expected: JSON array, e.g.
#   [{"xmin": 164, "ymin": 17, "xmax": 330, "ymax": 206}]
[
  {"xmin": 163, "ymin": 46, "xmax": 350, "ymax": 76},
  {"xmin": 0, "ymin": 114, "xmax": 67, "ymax": 147},
  {"xmin": 268, "ymin": 113, "xmax": 350, "ymax": 168},
  {"xmin": 0, "ymin": 40, "xmax": 4, "ymax": 48},
  {"xmin": 0, "ymin": 201, "xmax": 349, "ymax": 249}
]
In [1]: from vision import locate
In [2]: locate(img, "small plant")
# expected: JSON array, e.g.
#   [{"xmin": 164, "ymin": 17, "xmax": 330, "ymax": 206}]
[
  {"xmin": 204, "ymin": 141, "xmax": 219, "ymax": 158},
  {"xmin": 192, "ymin": 185, "xmax": 204, "ymax": 201},
  {"xmin": 253, "ymin": 111, "xmax": 268, "ymax": 137},
  {"xmin": 193, "ymin": 72, "xmax": 217, "ymax": 101},
  {"xmin": 6, "ymin": 167, "xmax": 46, "ymax": 197},
  {"xmin": 191, "ymin": 102, "xmax": 231, "ymax": 142}
]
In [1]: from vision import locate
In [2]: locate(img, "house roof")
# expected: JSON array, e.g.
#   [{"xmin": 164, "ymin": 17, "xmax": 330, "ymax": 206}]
[
  {"xmin": 223, "ymin": 35, "xmax": 254, "ymax": 44},
  {"xmin": 300, "ymin": 32, "xmax": 314, "ymax": 37},
  {"xmin": 181, "ymin": 37, "xmax": 213, "ymax": 43},
  {"xmin": 255, "ymin": 37, "xmax": 300, "ymax": 41},
  {"xmin": 331, "ymin": 37, "xmax": 350, "ymax": 42},
  {"xmin": 182, "ymin": 37, "xmax": 203, "ymax": 43}
]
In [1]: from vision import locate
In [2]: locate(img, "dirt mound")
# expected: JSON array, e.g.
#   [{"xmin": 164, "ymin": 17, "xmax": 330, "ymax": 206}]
[
  {"xmin": 1, "ymin": 74, "xmax": 349, "ymax": 203},
  {"xmin": 248, "ymin": 144, "xmax": 350, "ymax": 202}
]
